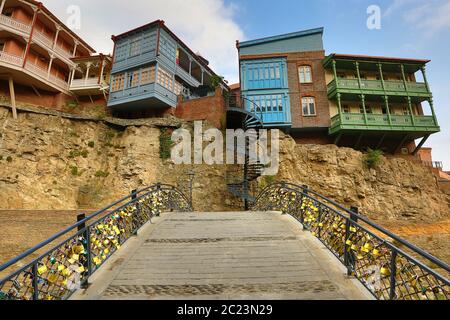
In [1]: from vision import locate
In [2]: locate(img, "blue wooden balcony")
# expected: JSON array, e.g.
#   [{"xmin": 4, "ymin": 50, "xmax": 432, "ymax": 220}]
[{"xmin": 108, "ymin": 83, "xmax": 178, "ymax": 109}]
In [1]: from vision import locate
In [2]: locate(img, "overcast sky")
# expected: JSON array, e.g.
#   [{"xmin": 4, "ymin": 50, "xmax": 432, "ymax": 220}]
[{"xmin": 44, "ymin": 0, "xmax": 450, "ymax": 170}]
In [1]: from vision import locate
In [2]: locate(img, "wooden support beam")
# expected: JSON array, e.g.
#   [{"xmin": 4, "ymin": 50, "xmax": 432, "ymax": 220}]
[
  {"xmin": 413, "ymin": 135, "xmax": 430, "ymax": 156},
  {"xmin": 334, "ymin": 132, "xmax": 343, "ymax": 145},
  {"xmin": 30, "ymin": 84, "xmax": 41, "ymax": 97},
  {"xmin": 355, "ymin": 132, "xmax": 364, "ymax": 150},
  {"xmin": 376, "ymin": 133, "xmax": 387, "ymax": 150},
  {"xmin": 8, "ymin": 77, "xmax": 17, "ymax": 119},
  {"xmin": 394, "ymin": 134, "xmax": 409, "ymax": 154}
]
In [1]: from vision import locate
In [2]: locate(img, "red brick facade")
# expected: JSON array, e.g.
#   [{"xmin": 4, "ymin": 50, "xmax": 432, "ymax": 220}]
[
  {"xmin": 175, "ymin": 87, "xmax": 226, "ymax": 129},
  {"xmin": 285, "ymin": 50, "xmax": 329, "ymax": 129}
]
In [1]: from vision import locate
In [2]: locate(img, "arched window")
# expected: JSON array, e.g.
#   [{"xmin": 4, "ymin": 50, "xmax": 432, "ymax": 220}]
[{"xmin": 298, "ymin": 65, "xmax": 312, "ymax": 83}]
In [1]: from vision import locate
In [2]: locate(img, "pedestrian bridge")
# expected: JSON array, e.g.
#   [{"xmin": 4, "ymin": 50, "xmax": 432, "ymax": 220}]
[
  {"xmin": 0, "ymin": 183, "xmax": 449, "ymax": 300},
  {"xmin": 72, "ymin": 211, "xmax": 370, "ymax": 300}
]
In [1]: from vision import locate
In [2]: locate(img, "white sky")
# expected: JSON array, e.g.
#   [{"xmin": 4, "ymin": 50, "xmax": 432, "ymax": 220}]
[{"xmin": 44, "ymin": 0, "xmax": 244, "ymax": 84}]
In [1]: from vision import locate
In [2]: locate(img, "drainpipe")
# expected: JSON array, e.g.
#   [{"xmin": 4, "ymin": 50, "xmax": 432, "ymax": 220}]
[{"xmin": 22, "ymin": 4, "xmax": 41, "ymax": 68}]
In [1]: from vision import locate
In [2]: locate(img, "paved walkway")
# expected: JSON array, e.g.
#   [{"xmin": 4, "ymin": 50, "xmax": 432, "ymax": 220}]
[{"xmin": 72, "ymin": 212, "xmax": 371, "ymax": 300}]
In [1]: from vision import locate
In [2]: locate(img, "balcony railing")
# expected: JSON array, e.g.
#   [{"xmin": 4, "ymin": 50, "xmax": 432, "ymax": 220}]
[
  {"xmin": 54, "ymin": 45, "xmax": 73, "ymax": 61},
  {"xmin": 330, "ymin": 113, "xmax": 439, "ymax": 132},
  {"xmin": 33, "ymin": 30, "xmax": 54, "ymax": 49},
  {"xmin": 25, "ymin": 61, "xmax": 69, "ymax": 90},
  {"xmin": 70, "ymin": 78, "xmax": 101, "ymax": 89},
  {"xmin": 422, "ymin": 161, "xmax": 444, "ymax": 169},
  {"xmin": 0, "ymin": 51, "xmax": 24, "ymax": 67},
  {"xmin": 328, "ymin": 79, "xmax": 430, "ymax": 97},
  {"xmin": 0, "ymin": 14, "xmax": 31, "ymax": 34}
]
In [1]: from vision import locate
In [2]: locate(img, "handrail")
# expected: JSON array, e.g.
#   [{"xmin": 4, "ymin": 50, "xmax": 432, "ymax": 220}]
[
  {"xmin": 256, "ymin": 182, "xmax": 449, "ymax": 271},
  {"xmin": 0, "ymin": 184, "xmax": 188, "ymax": 273},
  {"xmin": 253, "ymin": 182, "xmax": 450, "ymax": 300},
  {"xmin": 0, "ymin": 183, "xmax": 192, "ymax": 300}
]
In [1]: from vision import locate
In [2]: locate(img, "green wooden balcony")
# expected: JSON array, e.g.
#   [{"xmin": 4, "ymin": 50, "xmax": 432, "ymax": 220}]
[
  {"xmin": 327, "ymin": 79, "xmax": 431, "ymax": 99},
  {"xmin": 329, "ymin": 113, "xmax": 440, "ymax": 135}
]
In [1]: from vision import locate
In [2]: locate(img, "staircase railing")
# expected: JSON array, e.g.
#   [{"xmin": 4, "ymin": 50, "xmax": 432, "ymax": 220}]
[
  {"xmin": 0, "ymin": 183, "xmax": 192, "ymax": 300},
  {"xmin": 253, "ymin": 182, "xmax": 450, "ymax": 300}
]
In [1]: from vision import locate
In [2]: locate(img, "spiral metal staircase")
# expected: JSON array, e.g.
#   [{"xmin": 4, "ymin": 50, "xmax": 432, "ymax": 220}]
[{"xmin": 225, "ymin": 95, "xmax": 264, "ymax": 209}]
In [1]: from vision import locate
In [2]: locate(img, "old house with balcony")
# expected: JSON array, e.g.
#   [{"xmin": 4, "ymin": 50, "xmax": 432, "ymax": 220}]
[
  {"xmin": 107, "ymin": 20, "xmax": 227, "ymax": 120},
  {"xmin": 323, "ymin": 54, "xmax": 440, "ymax": 155},
  {"xmin": 70, "ymin": 54, "xmax": 112, "ymax": 101},
  {"xmin": 236, "ymin": 28, "xmax": 330, "ymax": 144},
  {"xmin": 235, "ymin": 28, "xmax": 441, "ymax": 155},
  {"xmin": 0, "ymin": 0, "xmax": 101, "ymax": 116}
]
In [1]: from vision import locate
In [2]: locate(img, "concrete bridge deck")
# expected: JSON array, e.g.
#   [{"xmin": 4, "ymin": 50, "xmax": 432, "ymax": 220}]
[{"xmin": 72, "ymin": 212, "xmax": 372, "ymax": 300}]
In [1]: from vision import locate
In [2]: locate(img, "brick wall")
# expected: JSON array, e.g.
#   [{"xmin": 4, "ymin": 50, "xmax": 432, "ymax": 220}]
[
  {"xmin": 175, "ymin": 88, "xmax": 226, "ymax": 129},
  {"xmin": 0, "ymin": 80, "xmax": 108, "ymax": 116},
  {"xmin": 285, "ymin": 50, "xmax": 329, "ymax": 129}
]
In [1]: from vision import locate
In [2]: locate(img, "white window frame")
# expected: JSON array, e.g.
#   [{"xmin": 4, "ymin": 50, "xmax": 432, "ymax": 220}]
[
  {"xmin": 298, "ymin": 65, "xmax": 312, "ymax": 83},
  {"xmin": 302, "ymin": 97, "xmax": 316, "ymax": 116}
]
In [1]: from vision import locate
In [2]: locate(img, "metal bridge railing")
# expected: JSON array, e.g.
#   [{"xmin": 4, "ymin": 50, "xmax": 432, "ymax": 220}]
[
  {"xmin": 253, "ymin": 182, "xmax": 450, "ymax": 300},
  {"xmin": 0, "ymin": 183, "xmax": 192, "ymax": 300}
]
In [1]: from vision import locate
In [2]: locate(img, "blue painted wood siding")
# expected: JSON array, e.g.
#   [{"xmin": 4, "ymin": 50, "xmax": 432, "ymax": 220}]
[
  {"xmin": 241, "ymin": 58, "xmax": 291, "ymax": 126},
  {"xmin": 112, "ymin": 27, "xmax": 158, "ymax": 73},
  {"xmin": 108, "ymin": 27, "xmax": 204, "ymax": 109},
  {"xmin": 241, "ymin": 58, "xmax": 288, "ymax": 91},
  {"xmin": 243, "ymin": 92, "xmax": 291, "ymax": 126}
]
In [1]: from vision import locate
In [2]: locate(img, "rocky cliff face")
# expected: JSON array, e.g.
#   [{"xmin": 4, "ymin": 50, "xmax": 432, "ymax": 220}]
[
  {"xmin": 0, "ymin": 106, "xmax": 448, "ymax": 221},
  {"xmin": 0, "ymin": 106, "xmax": 239, "ymax": 211},
  {"xmin": 274, "ymin": 134, "xmax": 449, "ymax": 222}
]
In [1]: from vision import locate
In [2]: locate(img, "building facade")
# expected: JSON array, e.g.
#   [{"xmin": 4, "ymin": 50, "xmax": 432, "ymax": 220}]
[
  {"xmin": 70, "ymin": 54, "xmax": 112, "ymax": 100},
  {"xmin": 107, "ymin": 20, "xmax": 224, "ymax": 117},
  {"xmin": 323, "ymin": 54, "xmax": 439, "ymax": 154},
  {"xmin": 236, "ymin": 29, "xmax": 441, "ymax": 155},
  {"xmin": 237, "ymin": 28, "xmax": 329, "ymax": 136},
  {"xmin": 0, "ymin": 0, "xmax": 94, "ymax": 94}
]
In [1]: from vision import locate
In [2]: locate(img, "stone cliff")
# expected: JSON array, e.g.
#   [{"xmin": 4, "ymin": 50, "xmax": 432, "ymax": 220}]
[
  {"xmin": 274, "ymin": 133, "xmax": 449, "ymax": 222},
  {"xmin": 0, "ymin": 106, "xmax": 448, "ymax": 221}
]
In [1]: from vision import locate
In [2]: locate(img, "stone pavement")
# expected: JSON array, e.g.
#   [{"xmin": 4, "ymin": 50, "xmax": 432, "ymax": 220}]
[{"xmin": 72, "ymin": 212, "xmax": 372, "ymax": 300}]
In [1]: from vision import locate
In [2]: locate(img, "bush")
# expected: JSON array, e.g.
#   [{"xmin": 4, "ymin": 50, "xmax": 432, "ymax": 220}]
[
  {"xmin": 70, "ymin": 165, "xmax": 79, "ymax": 176},
  {"xmin": 364, "ymin": 148, "xmax": 383, "ymax": 169},
  {"xmin": 80, "ymin": 150, "xmax": 89, "ymax": 158},
  {"xmin": 87, "ymin": 141, "xmax": 95, "ymax": 148},
  {"xmin": 0, "ymin": 155, "xmax": 3, "ymax": 161},
  {"xmin": 6, "ymin": 156, "xmax": 12, "ymax": 162},
  {"xmin": 159, "ymin": 129, "xmax": 173, "ymax": 160},
  {"xmin": 94, "ymin": 170, "xmax": 109, "ymax": 178}
]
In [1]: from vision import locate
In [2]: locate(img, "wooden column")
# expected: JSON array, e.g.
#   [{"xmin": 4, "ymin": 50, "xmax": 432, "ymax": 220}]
[
  {"xmin": 421, "ymin": 66, "xmax": 431, "ymax": 93},
  {"xmin": 98, "ymin": 56, "xmax": 105, "ymax": 84},
  {"xmin": 332, "ymin": 60, "xmax": 338, "ymax": 87},
  {"xmin": 383, "ymin": 95, "xmax": 392, "ymax": 125},
  {"xmin": 72, "ymin": 41, "xmax": 79, "ymax": 57},
  {"xmin": 407, "ymin": 97, "xmax": 415, "ymax": 125},
  {"xmin": 336, "ymin": 92, "xmax": 343, "ymax": 123},
  {"xmin": 52, "ymin": 27, "xmax": 61, "ymax": 50},
  {"xmin": 0, "ymin": 0, "xmax": 6, "ymax": 14},
  {"xmin": 69, "ymin": 67, "xmax": 76, "ymax": 86},
  {"xmin": 355, "ymin": 61, "xmax": 362, "ymax": 89},
  {"xmin": 360, "ymin": 94, "xmax": 368, "ymax": 125},
  {"xmin": 84, "ymin": 62, "xmax": 91, "ymax": 84},
  {"xmin": 8, "ymin": 77, "xmax": 17, "ymax": 119},
  {"xmin": 47, "ymin": 58, "xmax": 54, "ymax": 80}
]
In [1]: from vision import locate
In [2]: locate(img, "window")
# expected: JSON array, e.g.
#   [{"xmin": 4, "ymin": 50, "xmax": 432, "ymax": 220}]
[
  {"xmin": 174, "ymin": 81, "xmax": 183, "ymax": 95},
  {"xmin": 366, "ymin": 106, "xmax": 373, "ymax": 114},
  {"xmin": 111, "ymin": 73, "xmax": 124, "ymax": 92},
  {"xmin": 302, "ymin": 97, "xmax": 316, "ymax": 116},
  {"xmin": 298, "ymin": 66, "xmax": 312, "ymax": 83},
  {"xmin": 0, "ymin": 41, "xmax": 4, "ymax": 52},
  {"xmin": 127, "ymin": 70, "xmax": 140, "ymax": 88},
  {"xmin": 343, "ymin": 105, "xmax": 350, "ymax": 113},
  {"xmin": 129, "ymin": 40, "xmax": 141, "ymax": 57},
  {"xmin": 382, "ymin": 107, "xmax": 387, "ymax": 115},
  {"xmin": 141, "ymin": 66, "xmax": 155, "ymax": 85},
  {"xmin": 157, "ymin": 67, "xmax": 174, "ymax": 91}
]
